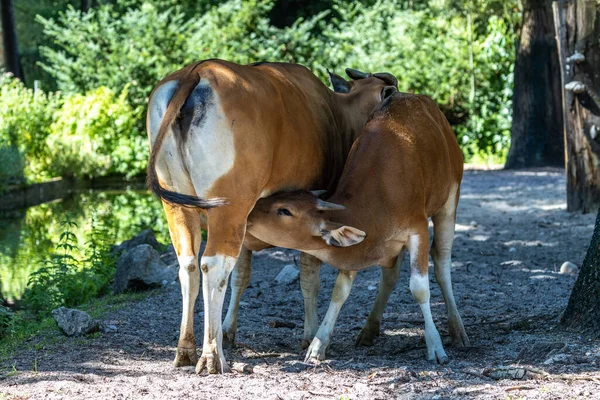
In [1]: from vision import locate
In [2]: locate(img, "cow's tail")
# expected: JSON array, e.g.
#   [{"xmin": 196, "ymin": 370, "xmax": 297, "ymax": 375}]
[{"xmin": 147, "ymin": 68, "xmax": 228, "ymax": 209}]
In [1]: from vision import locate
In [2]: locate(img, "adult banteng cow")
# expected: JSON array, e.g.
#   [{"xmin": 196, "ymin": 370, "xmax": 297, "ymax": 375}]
[
  {"xmin": 146, "ymin": 60, "xmax": 398, "ymax": 374},
  {"xmin": 246, "ymin": 92, "xmax": 471, "ymax": 363}
]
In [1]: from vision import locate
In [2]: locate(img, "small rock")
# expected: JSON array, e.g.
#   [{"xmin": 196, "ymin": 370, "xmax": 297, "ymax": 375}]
[
  {"xmin": 111, "ymin": 229, "xmax": 162, "ymax": 255},
  {"xmin": 274, "ymin": 264, "xmax": 300, "ymax": 285},
  {"xmin": 543, "ymin": 353, "xmax": 571, "ymax": 365},
  {"xmin": 367, "ymin": 285, "xmax": 377, "ymax": 291},
  {"xmin": 112, "ymin": 244, "xmax": 178, "ymax": 294},
  {"xmin": 52, "ymin": 307, "xmax": 99, "ymax": 337},
  {"xmin": 100, "ymin": 323, "xmax": 119, "ymax": 333},
  {"xmin": 559, "ymin": 261, "xmax": 578, "ymax": 275}
]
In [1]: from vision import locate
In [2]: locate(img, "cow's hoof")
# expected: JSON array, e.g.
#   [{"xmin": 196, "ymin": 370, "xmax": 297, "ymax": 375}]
[
  {"xmin": 223, "ymin": 331, "xmax": 236, "ymax": 349},
  {"xmin": 449, "ymin": 320, "xmax": 470, "ymax": 347},
  {"xmin": 196, "ymin": 351, "xmax": 231, "ymax": 374},
  {"xmin": 355, "ymin": 326, "xmax": 379, "ymax": 347},
  {"xmin": 173, "ymin": 347, "xmax": 198, "ymax": 367},
  {"xmin": 427, "ymin": 348, "xmax": 449, "ymax": 365},
  {"xmin": 304, "ymin": 338, "xmax": 327, "ymax": 363}
]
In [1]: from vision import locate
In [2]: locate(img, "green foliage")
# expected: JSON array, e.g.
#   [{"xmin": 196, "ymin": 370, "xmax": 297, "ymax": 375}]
[
  {"xmin": 0, "ymin": 73, "xmax": 62, "ymax": 184},
  {"xmin": 48, "ymin": 86, "xmax": 144, "ymax": 178},
  {"xmin": 34, "ymin": 0, "xmax": 519, "ymax": 165},
  {"xmin": 24, "ymin": 214, "xmax": 116, "ymax": 316}
]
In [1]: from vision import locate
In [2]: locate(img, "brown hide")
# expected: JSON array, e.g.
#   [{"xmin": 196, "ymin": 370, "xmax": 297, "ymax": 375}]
[
  {"xmin": 147, "ymin": 60, "xmax": 396, "ymax": 255},
  {"xmin": 248, "ymin": 93, "xmax": 464, "ymax": 270}
]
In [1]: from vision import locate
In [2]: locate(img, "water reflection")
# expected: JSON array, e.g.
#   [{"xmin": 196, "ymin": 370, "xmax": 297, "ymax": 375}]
[{"xmin": 0, "ymin": 190, "xmax": 169, "ymax": 304}]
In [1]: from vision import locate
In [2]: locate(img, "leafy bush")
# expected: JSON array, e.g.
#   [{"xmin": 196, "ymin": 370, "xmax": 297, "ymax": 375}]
[
  {"xmin": 36, "ymin": 0, "xmax": 519, "ymax": 163},
  {"xmin": 0, "ymin": 73, "xmax": 61, "ymax": 184},
  {"xmin": 48, "ymin": 86, "xmax": 145, "ymax": 178},
  {"xmin": 24, "ymin": 215, "xmax": 115, "ymax": 316}
]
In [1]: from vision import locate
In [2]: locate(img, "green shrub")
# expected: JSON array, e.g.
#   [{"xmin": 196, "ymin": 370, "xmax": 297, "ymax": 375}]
[
  {"xmin": 48, "ymin": 86, "xmax": 145, "ymax": 178},
  {"xmin": 0, "ymin": 73, "xmax": 62, "ymax": 184},
  {"xmin": 24, "ymin": 215, "xmax": 116, "ymax": 316}
]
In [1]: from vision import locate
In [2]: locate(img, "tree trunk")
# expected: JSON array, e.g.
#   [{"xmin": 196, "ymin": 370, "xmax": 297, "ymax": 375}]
[
  {"xmin": 561, "ymin": 209, "xmax": 600, "ymax": 336},
  {"xmin": 505, "ymin": 0, "xmax": 564, "ymax": 169},
  {"xmin": 81, "ymin": 0, "xmax": 90, "ymax": 12},
  {"xmin": 554, "ymin": 0, "xmax": 600, "ymax": 213},
  {"xmin": 0, "ymin": 0, "xmax": 21, "ymax": 79}
]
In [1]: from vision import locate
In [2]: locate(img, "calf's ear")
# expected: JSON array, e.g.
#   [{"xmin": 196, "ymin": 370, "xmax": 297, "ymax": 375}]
[{"xmin": 321, "ymin": 225, "xmax": 366, "ymax": 247}]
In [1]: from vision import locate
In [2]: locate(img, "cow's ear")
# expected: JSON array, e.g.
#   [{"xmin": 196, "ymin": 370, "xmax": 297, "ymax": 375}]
[
  {"xmin": 328, "ymin": 69, "xmax": 351, "ymax": 94},
  {"xmin": 320, "ymin": 224, "xmax": 366, "ymax": 247}
]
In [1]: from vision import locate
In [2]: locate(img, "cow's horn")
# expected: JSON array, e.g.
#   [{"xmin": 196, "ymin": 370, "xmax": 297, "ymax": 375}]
[
  {"xmin": 345, "ymin": 68, "xmax": 370, "ymax": 80},
  {"xmin": 311, "ymin": 190, "xmax": 327, "ymax": 197},
  {"xmin": 316, "ymin": 199, "xmax": 346, "ymax": 211},
  {"xmin": 373, "ymin": 72, "xmax": 398, "ymax": 88}
]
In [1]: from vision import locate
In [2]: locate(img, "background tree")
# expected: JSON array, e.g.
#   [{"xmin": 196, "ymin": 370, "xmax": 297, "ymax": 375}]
[
  {"xmin": 562, "ymin": 208, "xmax": 600, "ymax": 336},
  {"xmin": 1, "ymin": 0, "xmax": 22, "ymax": 79},
  {"xmin": 554, "ymin": 0, "xmax": 600, "ymax": 213},
  {"xmin": 505, "ymin": 0, "xmax": 564, "ymax": 168}
]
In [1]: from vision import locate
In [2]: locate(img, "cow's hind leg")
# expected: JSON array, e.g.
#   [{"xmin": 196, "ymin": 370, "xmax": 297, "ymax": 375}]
[
  {"xmin": 196, "ymin": 203, "xmax": 252, "ymax": 374},
  {"xmin": 222, "ymin": 246, "xmax": 252, "ymax": 348},
  {"xmin": 164, "ymin": 204, "xmax": 203, "ymax": 367},
  {"xmin": 300, "ymin": 252, "xmax": 321, "ymax": 349},
  {"xmin": 408, "ymin": 224, "xmax": 448, "ymax": 364},
  {"xmin": 356, "ymin": 251, "xmax": 404, "ymax": 346},
  {"xmin": 431, "ymin": 189, "xmax": 470, "ymax": 347}
]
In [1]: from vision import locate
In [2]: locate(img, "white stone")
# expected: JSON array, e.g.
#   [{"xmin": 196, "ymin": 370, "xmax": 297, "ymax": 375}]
[
  {"xmin": 274, "ymin": 264, "xmax": 300, "ymax": 285},
  {"xmin": 559, "ymin": 261, "xmax": 578, "ymax": 275},
  {"xmin": 367, "ymin": 285, "xmax": 377, "ymax": 291}
]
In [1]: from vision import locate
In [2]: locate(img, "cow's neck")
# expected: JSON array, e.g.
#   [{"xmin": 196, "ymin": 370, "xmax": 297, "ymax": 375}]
[{"xmin": 317, "ymin": 93, "xmax": 370, "ymax": 193}]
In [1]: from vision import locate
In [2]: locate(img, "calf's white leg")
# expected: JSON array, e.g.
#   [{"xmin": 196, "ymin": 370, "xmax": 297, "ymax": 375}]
[
  {"xmin": 222, "ymin": 246, "xmax": 252, "ymax": 348},
  {"xmin": 305, "ymin": 270, "xmax": 357, "ymax": 362},
  {"xmin": 431, "ymin": 188, "xmax": 469, "ymax": 346},
  {"xmin": 356, "ymin": 252, "xmax": 404, "ymax": 346},
  {"xmin": 408, "ymin": 230, "xmax": 448, "ymax": 364},
  {"xmin": 300, "ymin": 252, "xmax": 321, "ymax": 349}
]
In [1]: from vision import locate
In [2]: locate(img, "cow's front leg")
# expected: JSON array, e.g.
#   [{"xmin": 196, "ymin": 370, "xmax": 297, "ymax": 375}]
[
  {"xmin": 356, "ymin": 251, "xmax": 404, "ymax": 346},
  {"xmin": 163, "ymin": 204, "xmax": 203, "ymax": 368},
  {"xmin": 196, "ymin": 205, "xmax": 250, "ymax": 374},
  {"xmin": 305, "ymin": 270, "xmax": 357, "ymax": 362},
  {"xmin": 222, "ymin": 246, "xmax": 252, "ymax": 348},
  {"xmin": 300, "ymin": 252, "xmax": 321, "ymax": 349}
]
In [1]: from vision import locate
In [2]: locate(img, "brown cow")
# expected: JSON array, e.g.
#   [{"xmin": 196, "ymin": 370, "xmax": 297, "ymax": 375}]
[
  {"xmin": 146, "ymin": 60, "xmax": 398, "ymax": 373},
  {"xmin": 246, "ymin": 92, "xmax": 470, "ymax": 363}
]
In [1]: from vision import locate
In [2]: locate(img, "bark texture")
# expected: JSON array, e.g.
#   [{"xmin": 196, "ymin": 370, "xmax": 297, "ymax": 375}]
[
  {"xmin": 506, "ymin": 0, "xmax": 564, "ymax": 169},
  {"xmin": 554, "ymin": 0, "xmax": 600, "ymax": 213},
  {"xmin": 561, "ymin": 209, "xmax": 600, "ymax": 336},
  {"xmin": 0, "ymin": 0, "xmax": 21, "ymax": 79}
]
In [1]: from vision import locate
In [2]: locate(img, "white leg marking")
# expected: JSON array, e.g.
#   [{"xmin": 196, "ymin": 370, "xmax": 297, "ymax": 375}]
[
  {"xmin": 197, "ymin": 254, "xmax": 237, "ymax": 373},
  {"xmin": 409, "ymin": 273, "xmax": 448, "ymax": 364},
  {"xmin": 305, "ymin": 270, "xmax": 356, "ymax": 362},
  {"xmin": 174, "ymin": 253, "xmax": 199, "ymax": 366},
  {"xmin": 222, "ymin": 247, "xmax": 252, "ymax": 346}
]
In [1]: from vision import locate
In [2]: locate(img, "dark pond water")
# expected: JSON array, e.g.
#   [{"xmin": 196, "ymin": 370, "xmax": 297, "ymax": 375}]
[{"xmin": 0, "ymin": 190, "xmax": 170, "ymax": 304}]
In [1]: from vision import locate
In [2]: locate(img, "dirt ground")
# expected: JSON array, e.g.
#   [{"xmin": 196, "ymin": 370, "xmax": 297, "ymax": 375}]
[{"xmin": 2, "ymin": 168, "xmax": 600, "ymax": 399}]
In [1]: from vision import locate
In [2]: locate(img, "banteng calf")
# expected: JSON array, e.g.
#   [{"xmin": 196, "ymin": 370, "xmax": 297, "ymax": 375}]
[{"xmin": 247, "ymin": 93, "xmax": 470, "ymax": 363}]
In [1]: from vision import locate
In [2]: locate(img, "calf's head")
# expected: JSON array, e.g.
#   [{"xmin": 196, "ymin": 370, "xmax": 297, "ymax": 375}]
[{"xmin": 247, "ymin": 190, "xmax": 366, "ymax": 251}]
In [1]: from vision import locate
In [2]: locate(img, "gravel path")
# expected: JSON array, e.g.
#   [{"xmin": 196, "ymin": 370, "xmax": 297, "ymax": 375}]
[{"xmin": 2, "ymin": 168, "xmax": 600, "ymax": 399}]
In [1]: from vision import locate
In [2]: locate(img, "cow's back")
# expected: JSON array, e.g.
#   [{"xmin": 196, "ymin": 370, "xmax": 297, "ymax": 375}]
[{"xmin": 333, "ymin": 93, "xmax": 462, "ymax": 227}]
